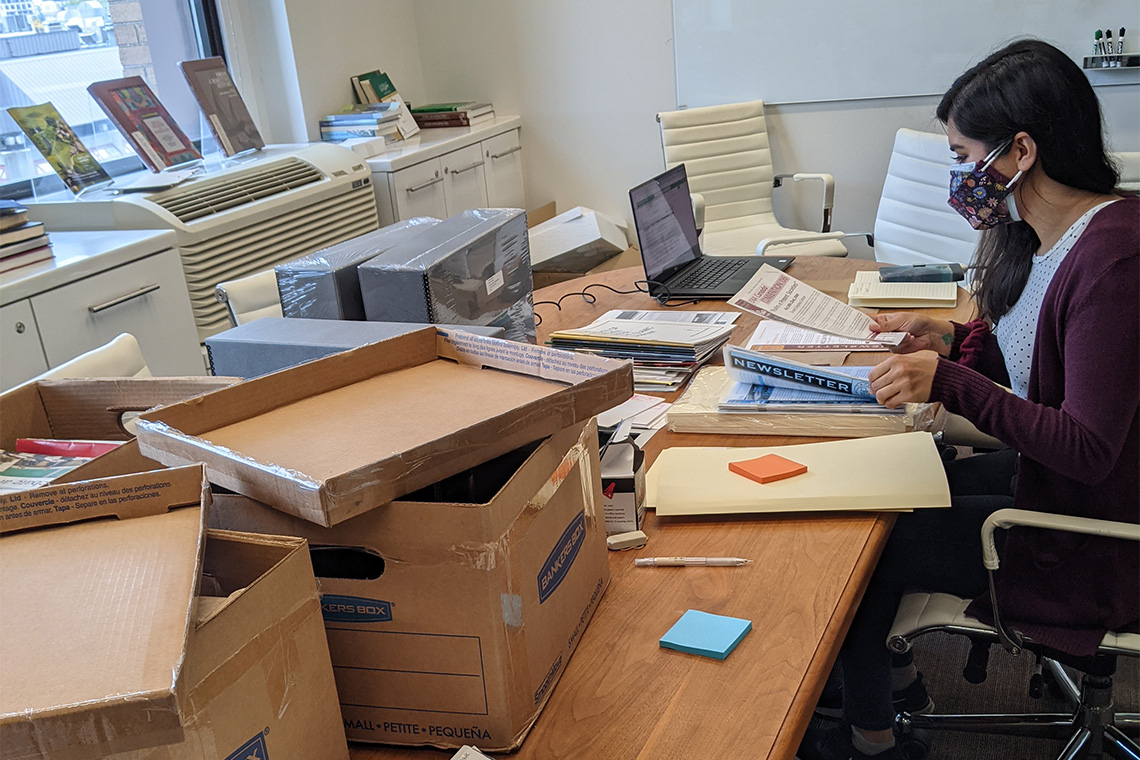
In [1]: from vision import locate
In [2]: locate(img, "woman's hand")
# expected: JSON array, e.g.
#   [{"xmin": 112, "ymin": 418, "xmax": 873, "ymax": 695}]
[
  {"xmin": 869, "ymin": 352, "xmax": 940, "ymax": 408},
  {"xmin": 871, "ymin": 313, "xmax": 956, "ymax": 356}
]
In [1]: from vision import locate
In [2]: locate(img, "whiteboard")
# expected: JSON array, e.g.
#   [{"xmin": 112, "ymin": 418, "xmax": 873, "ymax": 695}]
[{"xmin": 673, "ymin": 0, "xmax": 1140, "ymax": 107}]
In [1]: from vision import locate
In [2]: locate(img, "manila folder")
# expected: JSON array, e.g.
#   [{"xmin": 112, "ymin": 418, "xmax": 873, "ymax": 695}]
[{"xmin": 652, "ymin": 431, "xmax": 949, "ymax": 516}]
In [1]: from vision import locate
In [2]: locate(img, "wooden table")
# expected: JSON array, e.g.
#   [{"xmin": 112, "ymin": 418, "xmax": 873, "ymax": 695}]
[{"xmin": 349, "ymin": 258, "xmax": 973, "ymax": 760}]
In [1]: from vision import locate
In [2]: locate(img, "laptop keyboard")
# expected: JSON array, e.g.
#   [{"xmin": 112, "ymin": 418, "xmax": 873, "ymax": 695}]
[{"xmin": 671, "ymin": 258, "xmax": 747, "ymax": 289}]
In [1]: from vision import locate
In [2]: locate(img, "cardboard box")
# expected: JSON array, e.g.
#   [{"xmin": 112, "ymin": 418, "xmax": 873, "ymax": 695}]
[
  {"xmin": 357, "ymin": 209, "xmax": 536, "ymax": 343},
  {"xmin": 0, "ymin": 377, "xmax": 237, "ymax": 484},
  {"xmin": 210, "ymin": 419, "xmax": 610, "ymax": 752},
  {"xmin": 205, "ymin": 317, "xmax": 505, "ymax": 379},
  {"xmin": 528, "ymin": 206, "xmax": 628, "ymax": 274},
  {"xmin": 0, "ymin": 466, "xmax": 211, "ymax": 759},
  {"xmin": 107, "ymin": 529, "xmax": 349, "ymax": 760},
  {"xmin": 137, "ymin": 328, "xmax": 633, "ymax": 527},
  {"xmin": 0, "ymin": 465, "xmax": 349, "ymax": 760},
  {"xmin": 600, "ymin": 433, "xmax": 646, "ymax": 534},
  {"xmin": 275, "ymin": 217, "xmax": 441, "ymax": 321},
  {"xmin": 531, "ymin": 246, "xmax": 644, "ymax": 290}
]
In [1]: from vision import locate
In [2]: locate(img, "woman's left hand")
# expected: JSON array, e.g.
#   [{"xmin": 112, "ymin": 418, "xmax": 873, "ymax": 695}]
[{"xmin": 868, "ymin": 351, "xmax": 940, "ymax": 408}]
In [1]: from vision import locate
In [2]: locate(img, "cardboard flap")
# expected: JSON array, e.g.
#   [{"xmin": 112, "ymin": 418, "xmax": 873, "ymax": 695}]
[{"xmin": 0, "ymin": 466, "xmax": 211, "ymax": 760}]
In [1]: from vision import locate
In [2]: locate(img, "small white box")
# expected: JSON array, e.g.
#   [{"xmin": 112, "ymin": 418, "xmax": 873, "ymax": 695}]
[
  {"xmin": 601, "ymin": 436, "xmax": 646, "ymax": 534},
  {"xmin": 528, "ymin": 206, "xmax": 628, "ymax": 273}
]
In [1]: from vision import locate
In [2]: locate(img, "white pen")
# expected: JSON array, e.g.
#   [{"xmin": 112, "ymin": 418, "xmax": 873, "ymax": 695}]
[{"xmin": 634, "ymin": 556, "xmax": 753, "ymax": 567}]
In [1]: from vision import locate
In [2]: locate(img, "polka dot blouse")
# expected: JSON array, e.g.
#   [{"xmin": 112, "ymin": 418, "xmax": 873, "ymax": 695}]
[{"xmin": 994, "ymin": 200, "xmax": 1118, "ymax": 399}]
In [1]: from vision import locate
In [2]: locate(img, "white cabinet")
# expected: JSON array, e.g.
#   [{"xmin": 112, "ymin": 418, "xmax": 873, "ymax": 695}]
[
  {"xmin": 0, "ymin": 300, "xmax": 48, "ymax": 390},
  {"xmin": 369, "ymin": 116, "xmax": 525, "ymax": 226},
  {"xmin": 0, "ymin": 230, "xmax": 205, "ymax": 391}
]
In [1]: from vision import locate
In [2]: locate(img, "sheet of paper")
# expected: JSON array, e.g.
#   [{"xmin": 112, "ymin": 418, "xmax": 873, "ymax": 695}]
[
  {"xmin": 847, "ymin": 270, "xmax": 958, "ymax": 306},
  {"xmin": 597, "ymin": 394, "xmax": 666, "ymax": 428},
  {"xmin": 729, "ymin": 264, "xmax": 904, "ymax": 345},
  {"xmin": 746, "ymin": 319, "xmax": 882, "ymax": 351},
  {"xmin": 552, "ymin": 319, "xmax": 735, "ymax": 347},
  {"xmin": 650, "ymin": 432, "xmax": 949, "ymax": 515},
  {"xmin": 598, "ymin": 309, "xmax": 739, "ymax": 326}
]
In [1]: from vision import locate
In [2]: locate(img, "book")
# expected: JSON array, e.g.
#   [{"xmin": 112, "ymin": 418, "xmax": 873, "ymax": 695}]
[
  {"xmin": 1, "ymin": 234, "xmax": 51, "ymax": 258},
  {"xmin": 0, "ymin": 221, "xmax": 44, "ymax": 246},
  {"xmin": 648, "ymin": 432, "xmax": 951, "ymax": 516},
  {"xmin": 413, "ymin": 111, "xmax": 495, "ymax": 129},
  {"xmin": 0, "ymin": 201, "xmax": 28, "ymax": 231},
  {"xmin": 351, "ymin": 70, "xmax": 420, "ymax": 139},
  {"xmin": 6, "ymin": 103, "xmax": 112, "ymax": 194},
  {"xmin": 847, "ymin": 269, "xmax": 958, "ymax": 308},
  {"xmin": 410, "ymin": 102, "xmax": 493, "ymax": 115},
  {"xmin": 0, "ymin": 450, "xmax": 90, "ymax": 495},
  {"xmin": 0, "ymin": 245, "xmax": 53, "ymax": 273},
  {"xmin": 87, "ymin": 76, "xmax": 202, "ymax": 171},
  {"xmin": 179, "ymin": 57, "xmax": 265, "ymax": 157}
]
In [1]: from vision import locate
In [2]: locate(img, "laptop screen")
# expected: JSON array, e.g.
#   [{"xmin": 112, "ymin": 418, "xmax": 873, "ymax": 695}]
[{"xmin": 629, "ymin": 164, "xmax": 701, "ymax": 283}]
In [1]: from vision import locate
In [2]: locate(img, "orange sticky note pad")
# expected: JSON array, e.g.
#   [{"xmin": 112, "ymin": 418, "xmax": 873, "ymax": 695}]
[{"xmin": 728, "ymin": 454, "xmax": 808, "ymax": 484}]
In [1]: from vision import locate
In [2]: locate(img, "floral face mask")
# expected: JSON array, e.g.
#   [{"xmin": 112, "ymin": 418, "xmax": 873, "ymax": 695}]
[{"xmin": 948, "ymin": 139, "xmax": 1024, "ymax": 230}]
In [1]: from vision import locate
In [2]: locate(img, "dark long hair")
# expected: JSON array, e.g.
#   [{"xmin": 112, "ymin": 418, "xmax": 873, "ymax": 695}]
[{"xmin": 936, "ymin": 39, "xmax": 1120, "ymax": 323}]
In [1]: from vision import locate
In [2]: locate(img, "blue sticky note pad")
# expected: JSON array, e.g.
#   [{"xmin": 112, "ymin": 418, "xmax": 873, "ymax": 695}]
[{"xmin": 659, "ymin": 609, "xmax": 752, "ymax": 660}]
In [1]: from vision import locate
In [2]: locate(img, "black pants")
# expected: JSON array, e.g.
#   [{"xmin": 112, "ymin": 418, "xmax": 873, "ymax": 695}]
[{"xmin": 840, "ymin": 448, "xmax": 1018, "ymax": 731}]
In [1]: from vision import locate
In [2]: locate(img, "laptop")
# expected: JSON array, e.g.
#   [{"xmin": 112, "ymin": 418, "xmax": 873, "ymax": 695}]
[{"xmin": 629, "ymin": 164, "xmax": 792, "ymax": 299}]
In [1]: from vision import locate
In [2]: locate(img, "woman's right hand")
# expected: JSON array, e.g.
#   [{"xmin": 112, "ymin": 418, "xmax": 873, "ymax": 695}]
[{"xmin": 871, "ymin": 312, "xmax": 956, "ymax": 356}]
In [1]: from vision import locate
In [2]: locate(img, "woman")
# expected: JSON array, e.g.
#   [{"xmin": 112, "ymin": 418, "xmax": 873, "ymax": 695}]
[{"xmin": 805, "ymin": 39, "xmax": 1139, "ymax": 760}]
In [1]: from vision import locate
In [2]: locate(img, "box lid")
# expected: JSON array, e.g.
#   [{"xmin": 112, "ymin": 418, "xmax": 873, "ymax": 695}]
[
  {"xmin": 136, "ymin": 328, "xmax": 634, "ymax": 527},
  {"xmin": 0, "ymin": 465, "xmax": 210, "ymax": 760}
]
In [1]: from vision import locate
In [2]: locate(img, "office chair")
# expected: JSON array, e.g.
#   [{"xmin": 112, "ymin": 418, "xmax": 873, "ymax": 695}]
[
  {"xmin": 215, "ymin": 269, "xmax": 283, "ymax": 327},
  {"xmin": 1117, "ymin": 152, "xmax": 1140, "ymax": 193},
  {"xmin": 888, "ymin": 508, "xmax": 1140, "ymax": 760},
  {"xmin": 31, "ymin": 333, "xmax": 151, "ymax": 382},
  {"xmin": 657, "ymin": 100, "xmax": 863, "ymax": 258}
]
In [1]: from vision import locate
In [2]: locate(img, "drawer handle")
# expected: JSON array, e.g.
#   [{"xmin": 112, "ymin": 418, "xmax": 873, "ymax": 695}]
[
  {"xmin": 406, "ymin": 173, "xmax": 444, "ymax": 193},
  {"xmin": 488, "ymin": 145, "xmax": 522, "ymax": 160},
  {"xmin": 449, "ymin": 161, "xmax": 485, "ymax": 175},
  {"xmin": 88, "ymin": 283, "xmax": 161, "ymax": 313}
]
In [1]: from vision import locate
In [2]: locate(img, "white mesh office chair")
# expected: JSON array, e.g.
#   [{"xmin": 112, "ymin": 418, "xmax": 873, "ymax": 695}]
[
  {"xmin": 657, "ymin": 100, "xmax": 861, "ymax": 258},
  {"xmin": 873, "ymin": 128, "xmax": 981, "ymax": 270},
  {"xmin": 215, "ymin": 269, "xmax": 283, "ymax": 327},
  {"xmin": 888, "ymin": 509, "xmax": 1140, "ymax": 760},
  {"xmin": 32, "ymin": 333, "xmax": 151, "ymax": 381}
]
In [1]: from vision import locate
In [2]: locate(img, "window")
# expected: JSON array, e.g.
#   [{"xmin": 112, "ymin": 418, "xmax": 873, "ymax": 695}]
[{"xmin": 0, "ymin": 0, "xmax": 221, "ymax": 199}]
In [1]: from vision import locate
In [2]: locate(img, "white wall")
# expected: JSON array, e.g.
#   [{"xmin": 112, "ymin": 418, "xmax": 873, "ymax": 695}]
[
  {"xmin": 221, "ymin": 0, "xmax": 427, "ymax": 144},
  {"xmin": 225, "ymin": 0, "xmax": 1139, "ymax": 259}
]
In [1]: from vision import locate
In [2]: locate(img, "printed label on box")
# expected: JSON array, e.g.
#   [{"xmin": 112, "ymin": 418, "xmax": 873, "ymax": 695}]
[
  {"xmin": 485, "ymin": 270, "xmax": 505, "ymax": 295},
  {"xmin": 538, "ymin": 510, "xmax": 586, "ymax": 603},
  {"xmin": 224, "ymin": 732, "xmax": 269, "ymax": 760},
  {"xmin": 320, "ymin": 594, "xmax": 393, "ymax": 623}
]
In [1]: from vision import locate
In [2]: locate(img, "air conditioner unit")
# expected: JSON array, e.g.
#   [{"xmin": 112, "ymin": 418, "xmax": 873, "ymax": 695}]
[{"xmin": 26, "ymin": 143, "xmax": 380, "ymax": 341}]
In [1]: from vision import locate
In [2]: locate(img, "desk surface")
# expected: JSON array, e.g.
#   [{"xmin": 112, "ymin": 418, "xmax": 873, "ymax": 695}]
[{"xmin": 349, "ymin": 257, "xmax": 973, "ymax": 760}]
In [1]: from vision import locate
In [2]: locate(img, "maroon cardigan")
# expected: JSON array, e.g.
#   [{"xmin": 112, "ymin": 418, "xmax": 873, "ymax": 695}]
[{"xmin": 929, "ymin": 196, "xmax": 1140, "ymax": 657}]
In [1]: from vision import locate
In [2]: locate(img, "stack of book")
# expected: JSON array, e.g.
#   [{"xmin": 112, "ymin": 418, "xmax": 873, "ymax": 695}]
[
  {"xmin": 547, "ymin": 310, "xmax": 737, "ymax": 392},
  {"xmin": 1, "ymin": 201, "xmax": 52, "ymax": 273},
  {"xmin": 411, "ymin": 102, "xmax": 495, "ymax": 129},
  {"xmin": 349, "ymin": 70, "xmax": 419, "ymax": 139},
  {"xmin": 319, "ymin": 103, "xmax": 401, "ymax": 143}
]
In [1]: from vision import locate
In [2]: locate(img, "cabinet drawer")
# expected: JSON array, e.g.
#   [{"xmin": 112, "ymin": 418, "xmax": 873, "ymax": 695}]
[
  {"xmin": 0, "ymin": 299, "xmax": 49, "ymax": 390},
  {"xmin": 442, "ymin": 143, "xmax": 488, "ymax": 214},
  {"xmin": 482, "ymin": 130, "xmax": 525, "ymax": 209},
  {"xmin": 392, "ymin": 158, "xmax": 448, "ymax": 220},
  {"xmin": 31, "ymin": 249, "xmax": 204, "ymax": 376}
]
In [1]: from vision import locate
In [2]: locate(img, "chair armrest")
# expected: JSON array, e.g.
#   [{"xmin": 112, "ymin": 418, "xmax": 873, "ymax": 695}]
[
  {"xmin": 756, "ymin": 230, "xmax": 873, "ymax": 257},
  {"xmin": 982, "ymin": 508, "xmax": 1140, "ymax": 571},
  {"xmin": 774, "ymin": 172, "xmax": 836, "ymax": 231},
  {"xmin": 690, "ymin": 192, "xmax": 705, "ymax": 232}
]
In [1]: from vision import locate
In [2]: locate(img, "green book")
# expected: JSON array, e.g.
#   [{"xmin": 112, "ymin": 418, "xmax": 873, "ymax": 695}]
[
  {"xmin": 410, "ymin": 101, "xmax": 488, "ymax": 114},
  {"xmin": 6, "ymin": 102, "xmax": 111, "ymax": 195}
]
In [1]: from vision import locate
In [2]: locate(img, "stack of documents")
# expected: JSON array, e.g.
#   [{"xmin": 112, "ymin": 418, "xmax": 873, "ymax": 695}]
[
  {"xmin": 847, "ymin": 270, "xmax": 958, "ymax": 309},
  {"xmin": 548, "ymin": 310, "xmax": 737, "ymax": 392},
  {"xmin": 596, "ymin": 393, "xmax": 671, "ymax": 434}
]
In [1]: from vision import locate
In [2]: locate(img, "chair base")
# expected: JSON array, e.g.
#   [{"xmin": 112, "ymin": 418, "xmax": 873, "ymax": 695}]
[{"xmin": 895, "ymin": 663, "xmax": 1140, "ymax": 759}]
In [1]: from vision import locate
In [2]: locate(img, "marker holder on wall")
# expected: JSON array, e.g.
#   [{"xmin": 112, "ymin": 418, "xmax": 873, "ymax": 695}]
[{"xmin": 1083, "ymin": 54, "xmax": 1140, "ymax": 69}]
